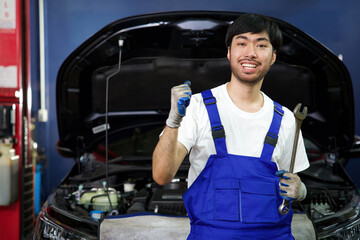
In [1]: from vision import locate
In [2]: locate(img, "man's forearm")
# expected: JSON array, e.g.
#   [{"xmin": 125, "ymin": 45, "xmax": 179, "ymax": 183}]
[{"xmin": 152, "ymin": 126, "xmax": 184, "ymax": 185}]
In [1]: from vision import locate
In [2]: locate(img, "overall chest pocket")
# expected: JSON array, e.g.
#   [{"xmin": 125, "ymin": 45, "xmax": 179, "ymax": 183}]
[
  {"xmin": 240, "ymin": 179, "xmax": 280, "ymax": 223},
  {"xmin": 213, "ymin": 178, "xmax": 279, "ymax": 223}
]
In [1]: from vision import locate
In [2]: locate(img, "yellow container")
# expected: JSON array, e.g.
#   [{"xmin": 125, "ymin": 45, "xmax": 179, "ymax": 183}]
[
  {"xmin": 78, "ymin": 187, "xmax": 118, "ymax": 211},
  {"xmin": 92, "ymin": 190, "xmax": 118, "ymax": 211}
]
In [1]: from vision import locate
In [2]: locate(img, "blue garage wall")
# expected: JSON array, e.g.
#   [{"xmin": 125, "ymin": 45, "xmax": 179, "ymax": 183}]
[{"xmin": 30, "ymin": 0, "xmax": 360, "ymax": 200}]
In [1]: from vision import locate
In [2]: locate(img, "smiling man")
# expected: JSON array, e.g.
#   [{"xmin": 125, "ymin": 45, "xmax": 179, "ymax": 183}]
[
  {"xmin": 228, "ymin": 32, "xmax": 275, "ymax": 85},
  {"xmin": 153, "ymin": 13, "xmax": 310, "ymax": 239}
]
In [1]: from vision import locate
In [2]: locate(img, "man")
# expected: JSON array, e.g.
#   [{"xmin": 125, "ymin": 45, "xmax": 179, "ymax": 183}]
[{"xmin": 152, "ymin": 13, "xmax": 309, "ymax": 239}]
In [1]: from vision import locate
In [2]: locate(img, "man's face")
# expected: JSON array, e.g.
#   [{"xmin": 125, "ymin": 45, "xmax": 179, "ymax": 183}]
[{"xmin": 227, "ymin": 31, "xmax": 277, "ymax": 86}]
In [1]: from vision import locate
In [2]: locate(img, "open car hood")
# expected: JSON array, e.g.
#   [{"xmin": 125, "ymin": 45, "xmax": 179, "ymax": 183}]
[{"xmin": 56, "ymin": 11, "xmax": 354, "ymax": 157}]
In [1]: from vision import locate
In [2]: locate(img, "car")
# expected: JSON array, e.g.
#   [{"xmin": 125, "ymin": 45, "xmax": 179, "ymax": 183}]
[{"xmin": 33, "ymin": 11, "xmax": 360, "ymax": 240}]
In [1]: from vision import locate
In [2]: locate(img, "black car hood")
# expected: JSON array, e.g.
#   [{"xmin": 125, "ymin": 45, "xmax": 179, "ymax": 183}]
[{"xmin": 56, "ymin": 11, "xmax": 354, "ymax": 157}]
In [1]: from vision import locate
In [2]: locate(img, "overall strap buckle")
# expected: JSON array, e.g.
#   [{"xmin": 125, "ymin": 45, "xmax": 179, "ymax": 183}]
[
  {"xmin": 212, "ymin": 125, "xmax": 225, "ymax": 139},
  {"xmin": 203, "ymin": 96, "xmax": 216, "ymax": 106},
  {"xmin": 264, "ymin": 131, "xmax": 278, "ymax": 147},
  {"xmin": 274, "ymin": 104, "xmax": 284, "ymax": 116}
]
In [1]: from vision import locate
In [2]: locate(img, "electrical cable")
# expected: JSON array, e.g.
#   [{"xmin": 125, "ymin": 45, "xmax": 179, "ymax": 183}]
[{"xmin": 104, "ymin": 38, "xmax": 124, "ymax": 216}]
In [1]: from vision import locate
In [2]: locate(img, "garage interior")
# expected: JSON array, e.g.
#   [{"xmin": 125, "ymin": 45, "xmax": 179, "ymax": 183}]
[{"xmin": 0, "ymin": 0, "xmax": 360, "ymax": 239}]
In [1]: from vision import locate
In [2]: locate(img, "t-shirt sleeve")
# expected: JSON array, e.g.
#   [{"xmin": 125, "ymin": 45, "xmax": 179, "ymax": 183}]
[
  {"xmin": 277, "ymin": 109, "xmax": 310, "ymax": 173},
  {"xmin": 293, "ymin": 131, "xmax": 310, "ymax": 173}
]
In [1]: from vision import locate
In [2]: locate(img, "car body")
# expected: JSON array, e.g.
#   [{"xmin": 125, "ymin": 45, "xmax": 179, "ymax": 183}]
[{"xmin": 33, "ymin": 11, "xmax": 360, "ymax": 240}]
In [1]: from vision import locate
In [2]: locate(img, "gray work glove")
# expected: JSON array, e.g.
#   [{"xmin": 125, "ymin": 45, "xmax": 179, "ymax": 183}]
[
  {"xmin": 166, "ymin": 81, "xmax": 192, "ymax": 128},
  {"xmin": 276, "ymin": 170, "xmax": 307, "ymax": 201}
]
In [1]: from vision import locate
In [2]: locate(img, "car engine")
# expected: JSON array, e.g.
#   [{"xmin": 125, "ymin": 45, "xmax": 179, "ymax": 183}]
[{"xmin": 54, "ymin": 151, "xmax": 357, "ymax": 225}]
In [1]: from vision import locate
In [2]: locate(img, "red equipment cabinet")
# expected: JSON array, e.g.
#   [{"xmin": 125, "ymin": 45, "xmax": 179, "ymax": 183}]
[{"xmin": 0, "ymin": 0, "xmax": 34, "ymax": 239}]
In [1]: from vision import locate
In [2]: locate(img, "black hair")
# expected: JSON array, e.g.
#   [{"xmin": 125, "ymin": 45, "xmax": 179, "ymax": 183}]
[{"xmin": 225, "ymin": 14, "xmax": 283, "ymax": 52}]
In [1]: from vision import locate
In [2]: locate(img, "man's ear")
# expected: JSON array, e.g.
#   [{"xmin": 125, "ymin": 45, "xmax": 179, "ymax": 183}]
[
  {"xmin": 227, "ymin": 47, "xmax": 230, "ymax": 61},
  {"xmin": 271, "ymin": 50, "xmax": 277, "ymax": 65}
]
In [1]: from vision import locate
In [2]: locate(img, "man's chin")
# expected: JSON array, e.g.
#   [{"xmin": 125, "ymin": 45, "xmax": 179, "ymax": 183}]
[{"xmin": 233, "ymin": 74, "xmax": 263, "ymax": 86}]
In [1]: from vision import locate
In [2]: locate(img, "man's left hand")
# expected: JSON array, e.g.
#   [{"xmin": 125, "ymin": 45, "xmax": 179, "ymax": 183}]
[{"xmin": 276, "ymin": 170, "xmax": 305, "ymax": 201}]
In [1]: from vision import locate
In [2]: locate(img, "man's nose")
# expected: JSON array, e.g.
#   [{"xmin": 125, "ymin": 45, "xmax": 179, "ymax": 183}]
[{"xmin": 244, "ymin": 44, "xmax": 257, "ymax": 58}]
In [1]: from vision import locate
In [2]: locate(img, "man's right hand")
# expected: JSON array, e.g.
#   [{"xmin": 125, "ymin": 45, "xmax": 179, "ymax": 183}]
[{"xmin": 166, "ymin": 81, "xmax": 192, "ymax": 128}]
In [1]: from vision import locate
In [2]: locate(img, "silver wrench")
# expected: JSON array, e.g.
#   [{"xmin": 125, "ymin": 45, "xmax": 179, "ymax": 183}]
[{"xmin": 278, "ymin": 103, "xmax": 307, "ymax": 215}]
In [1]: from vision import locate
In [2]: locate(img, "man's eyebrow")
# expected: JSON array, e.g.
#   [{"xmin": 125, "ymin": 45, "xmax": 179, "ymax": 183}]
[
  {"xmin": 256, "ymin": 37, "xmax": 270, "ymax": 42},
  {"xmin": 235, "ymin": 35, "xmax": 270, "ymax": 42},
  {"xmin": 235, "ymin": 35, "xmax": 248, "ymax": 40}
]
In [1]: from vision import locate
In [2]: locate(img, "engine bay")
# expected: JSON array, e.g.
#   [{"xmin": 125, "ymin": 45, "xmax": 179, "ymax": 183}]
[
  {"xmin": 54, "ymin": 152, "xmax": 357, "ymax": 225},
  {"xmin": 58, "ymin": 177, "xmax": 189, "ymax": 221}
]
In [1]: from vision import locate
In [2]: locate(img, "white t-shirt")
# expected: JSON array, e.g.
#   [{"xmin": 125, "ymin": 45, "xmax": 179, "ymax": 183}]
[{"xmin": 178, "ymin": 83, "xmax": 310, "ymax": 187}]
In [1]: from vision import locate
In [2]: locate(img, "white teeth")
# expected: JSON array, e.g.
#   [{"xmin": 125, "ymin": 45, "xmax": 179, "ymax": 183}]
[{"xmin": 242, "ymin": 64, "xmax": 256, "ymax": 68}]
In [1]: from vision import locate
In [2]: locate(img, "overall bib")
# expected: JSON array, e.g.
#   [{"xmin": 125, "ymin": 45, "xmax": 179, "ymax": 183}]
[{"xmin": 182, "ymin": 90, "xmax": 294, "ymax": 240}]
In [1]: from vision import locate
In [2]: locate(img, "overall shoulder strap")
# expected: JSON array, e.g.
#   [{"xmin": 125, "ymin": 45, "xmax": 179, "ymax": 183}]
[
  {"xmin": 260, "ymin": 101, "xmax": 284, "ymax": 160},
  {"xmin": 201, "ymin": 89, "xmax": 228, "ymax": 155}
]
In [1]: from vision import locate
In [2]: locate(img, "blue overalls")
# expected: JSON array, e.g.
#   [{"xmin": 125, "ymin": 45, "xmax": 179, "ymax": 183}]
[{"xmin": 182, "ymin": 89, "xmax": 294, "ymax": 240}]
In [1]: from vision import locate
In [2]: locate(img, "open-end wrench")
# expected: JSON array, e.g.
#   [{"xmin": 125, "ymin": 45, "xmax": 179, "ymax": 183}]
[{"xmin": 278, "ymin": 103, "xmax": 307, "ymax": 215}]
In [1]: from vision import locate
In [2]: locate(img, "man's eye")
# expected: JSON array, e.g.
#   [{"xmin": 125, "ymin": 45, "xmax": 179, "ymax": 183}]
[
  {"xmin": 258, "ymin": 44, "xmax": 267, "ymax": 48},
  {"xmin": 237, "ymin": 42, "xmax": 245, "ymax": 46}
]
